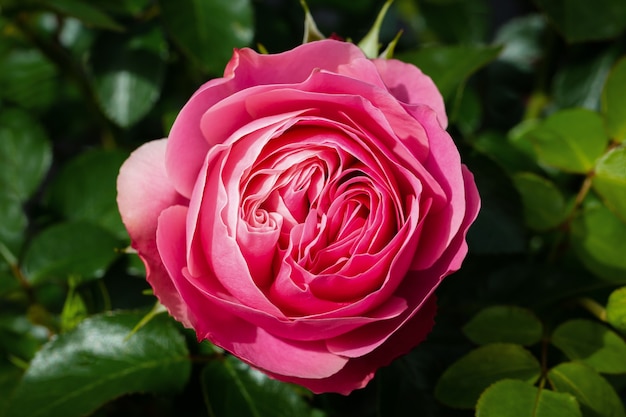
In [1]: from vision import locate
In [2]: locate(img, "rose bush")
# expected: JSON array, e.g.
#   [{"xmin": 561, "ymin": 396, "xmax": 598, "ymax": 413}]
[{"xmin": 117, "ymin": 39, "xmax": 479, "ymax": 394}]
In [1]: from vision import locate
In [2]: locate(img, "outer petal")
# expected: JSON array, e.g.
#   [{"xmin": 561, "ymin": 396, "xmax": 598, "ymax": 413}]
[
  {"xmin": 270, "ymin": 296, "xmax": 437, "ymax": 395},
  {"xmin": 166, "ymin": 77, "xmax": 237, "ymax": 198},
  {"xmin": 231, "ymin": 39, "xmax": 367, "ymax": 87},
  {"xmin": 372, "ymin": 58, "xmax": 448, "ymax": 129},
  {"xmin": 411, "ymin": 105, "xmax": 467, "ymax": 270},
  {"xmin": 116, "ymin": 139, "xmax": 191, "ymax": 326}
]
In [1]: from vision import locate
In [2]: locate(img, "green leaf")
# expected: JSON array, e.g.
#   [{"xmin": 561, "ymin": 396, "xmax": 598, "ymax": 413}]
[
  {"xmin": 607, "ymin": 287, "xmax": 626, "ymax": 334},
  {"xmin": 158, "ymin": 0, "xmax": 254, "ymax": 75},
  {"xmin": 534, "ymin": 0, "xmax": 626, "ymax": 43},
  {"xmin": 548, "ymin": 362, "xmax": 626, "ymax": 417},
  {"xmin": 551, "ymin": 319, "xmax": 626, "ymax": 374},
  {"xmin": 36, "ymin": 0, "xmax": 123, "ymax": 31},
  {"xmin": 552, "ymin": 46, "xmax": 619, "ymax": 112},
  {"xmin": 397, "ymin": 45, "xmax": 502, "ymax": 100},
  {"xmin": 202, "ymin": 356, "xmax": 314, "ymax": 417},
  {"xmin": 463, "ymin": 305, "xmax": 543, "ymax": 346},
  {"xmin": 434, "ymin": 343, "xmax": 541, "ymax": 409},
  {"xmin": 46, "ymin": 149, "xmax": 128, "ymax": 238},
  {"xmin": 3, "ymin": 311, "xmax": 191, "ymax": 417},
  {"xmin": 0, "ymin": 49, "xmax": 58, "ymax": 111},
  {"xmin": 570, "ymin": 201, "xmax": 626, "ymax": 282},
  {"xmin": 602, "ymin": 56, "xmax": 626, "ymax": 142},
  {"xmin": 513, "ymin": 172, "xmax": 568, "ymax": 230},
  {"xmin": 0, "ymin": 193, "xmax": 27, "ymax": 254},
  {"xmin": 0, "ymin": 108, "xmax": 52, "ymax": 202},
  {"xmin": 21, "ymin": 221, "xmax": 120, "ymax": 286},
  {"xmin": 476, "ymin": 379, "xmax": 581, "ymax": 417},
  {"xmin": 593, "ymin": 146, "xmax": 626, "ymax": 222},
  {"xmin": 520, "ymin": 108, "xmax": 609, "ymax": 173},
  {"xmin": 90, "ymin": 25, "xmax": 167, "ymax": 128}
]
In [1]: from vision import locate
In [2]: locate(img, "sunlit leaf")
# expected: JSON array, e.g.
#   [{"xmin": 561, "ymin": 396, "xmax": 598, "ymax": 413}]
[
  {"xmin": 476, "ymin": 379, "xmax": 581, "ymax": 417},
  {"xmin": 520, "ymin": 108, "xmax": 609, "ymax": 173},
  {"xmin": 570, "ymin": 201, "xmax": 626, "ymax": 282},
  {"xmin": 3, "ymin": 311, "xmax": 190, "ymax": 417},
  {"xmin": 548, "ymin": 362, "xmax": 626, "ymax": 417},
  {"xmin": 463, "ymin": 305, "xmax": 543, "ymax": 346},
  {"xmin": 607, "ymin": 287, "xmax": 626, "ymax": 334},
  {"xmin": 513, "ymin": 172, "xmax": 568, "ymax": 230},
  {"xmin": 592, "ymin": 146, "xmax": 626, "ymax": 222},
  {"xmin": 435, "ymin": 343, "xmax": 541, "ymax": 409},
  {"xmin": 552, "ymin": 319, "xmax": 626, "ymax": 374}
]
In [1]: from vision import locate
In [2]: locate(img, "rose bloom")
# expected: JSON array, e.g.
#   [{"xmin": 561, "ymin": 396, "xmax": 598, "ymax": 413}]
[{"xmin": 117, "ymin": 39, "xmax": 479, "ymax": 394}]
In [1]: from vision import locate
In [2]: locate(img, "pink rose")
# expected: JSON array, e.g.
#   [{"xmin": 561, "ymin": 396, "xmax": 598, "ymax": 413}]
[{"xmin": 117, "ymin": 39, "xmax": 479, "ymax": 394}]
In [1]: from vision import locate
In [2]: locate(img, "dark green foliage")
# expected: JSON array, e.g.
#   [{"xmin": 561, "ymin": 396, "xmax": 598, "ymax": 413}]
[{"xmin": 1, "ymin": 1, "xmax": 626, "ymax": 416}]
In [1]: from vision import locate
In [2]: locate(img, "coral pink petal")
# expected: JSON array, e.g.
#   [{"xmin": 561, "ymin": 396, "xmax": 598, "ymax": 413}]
[{"xmin": 116, "ymin": 139, "xmax": 191, "ymax": 326}]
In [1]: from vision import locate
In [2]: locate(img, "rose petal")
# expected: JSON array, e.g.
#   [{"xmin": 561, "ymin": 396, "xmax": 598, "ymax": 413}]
[
  {"xmin": 156, "ymin": 205, "xmax": 350, "ymax": 379},
  {"xmin": 372, "ymin": 58, "xmax": 448, "ymax": 129},
  {"xmin": 410, "ymin": 105, "xmax": 468, "ymax": 270},
  {"xmin": 166, "ymin": 77, "xmax": 236, "ymax": 198},
  {"xmin": 116, "ymin": 139, "xmax": 191, "ymax": 326},
  {"xmin": 270, "ymin": 296, "xmax": 437, "ymax": 395}
]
